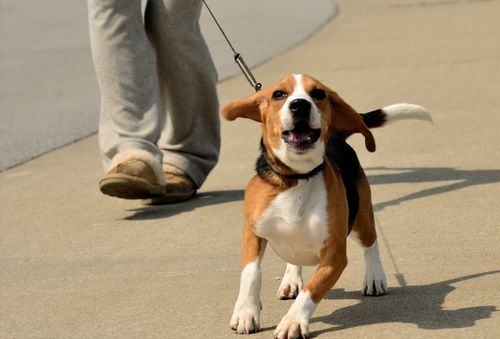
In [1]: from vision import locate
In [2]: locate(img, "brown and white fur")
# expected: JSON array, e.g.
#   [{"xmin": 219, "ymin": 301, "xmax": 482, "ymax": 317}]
[{"xmin": 222, "ymin": 74, "xmax": 431, "ymax": 339}]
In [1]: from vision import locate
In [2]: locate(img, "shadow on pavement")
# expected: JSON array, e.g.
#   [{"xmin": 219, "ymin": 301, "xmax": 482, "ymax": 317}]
[
  {"xmin": 124, "ymin": 189, "xmax": 244, "ymax": 220},
  {"xmin": 310, "ymin": 270, "xmax": 500, "ymax": 337},
  {"xmin": 367, "ymin": 167, "xmax": 500, "ymax": 212}
]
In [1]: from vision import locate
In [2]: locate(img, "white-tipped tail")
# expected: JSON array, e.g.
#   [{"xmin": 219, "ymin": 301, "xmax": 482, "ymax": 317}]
[{"xmin": 382, "ymin": 103, "xmax": 433, "ymax": 125}]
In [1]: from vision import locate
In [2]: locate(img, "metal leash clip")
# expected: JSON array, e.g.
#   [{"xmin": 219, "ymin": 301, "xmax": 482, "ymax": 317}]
[
  {"xmin": 203, "ymin": 0, "xmax": 262, "ymax": 92},
  {"xmin": 234, "ymin": 53, "xmax": 262, "ymax": 92}
]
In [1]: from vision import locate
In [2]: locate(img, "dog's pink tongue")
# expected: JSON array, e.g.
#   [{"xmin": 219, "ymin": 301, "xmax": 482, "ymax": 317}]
[{"xmin": 289, "ymin": 130, "xmax": 312, "ymax": 143}]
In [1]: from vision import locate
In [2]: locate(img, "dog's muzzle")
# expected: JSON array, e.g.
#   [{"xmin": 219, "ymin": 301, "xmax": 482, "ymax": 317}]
[{"xmin": 282, "ymin": 98, "xmax": 321, "ymax": 153}]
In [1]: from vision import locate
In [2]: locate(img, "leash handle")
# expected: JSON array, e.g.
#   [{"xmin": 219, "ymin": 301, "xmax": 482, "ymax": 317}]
[
  {"xmin": 234, "ymin": 53, "xmax": 262, "ymax": 92},
  {"xmin": 202, "ymin": 0, "xmax": 262, "ymax": 92}
]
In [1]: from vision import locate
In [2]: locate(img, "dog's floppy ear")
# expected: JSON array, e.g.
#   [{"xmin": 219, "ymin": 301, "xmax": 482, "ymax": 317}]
[
  {"xmin": 327, "ymin": 89, "xmax": 376, "ymax": 152},
  {"xmin": 221, "ymin": 91, "xmax": 263, "ymax": 122}
]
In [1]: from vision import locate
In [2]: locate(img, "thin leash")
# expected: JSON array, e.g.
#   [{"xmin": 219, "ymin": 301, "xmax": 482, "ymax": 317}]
[{"xmin": 202, "ymin": 0, "xmax": 262, "ymax": 92}]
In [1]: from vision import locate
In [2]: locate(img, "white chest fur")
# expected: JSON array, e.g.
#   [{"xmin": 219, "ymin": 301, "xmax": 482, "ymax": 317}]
[{"xmin": 255, "ymin": 174, "xmax": 329, "ymax": 266}]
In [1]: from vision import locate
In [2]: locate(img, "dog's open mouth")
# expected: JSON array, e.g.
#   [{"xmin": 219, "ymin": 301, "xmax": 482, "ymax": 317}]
[{"xmin": 281, "ymin": 121, "xmax": 321, "ymax": 152}]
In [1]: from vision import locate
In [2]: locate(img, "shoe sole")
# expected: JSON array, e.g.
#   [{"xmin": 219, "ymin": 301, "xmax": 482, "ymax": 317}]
[
  {"xmin": 99, "ymin": 175, "xmax": 165, "ymax": 200},
  {"xmin": 141, "ymin": 190, "xmax": 197, "ymax": 205}
]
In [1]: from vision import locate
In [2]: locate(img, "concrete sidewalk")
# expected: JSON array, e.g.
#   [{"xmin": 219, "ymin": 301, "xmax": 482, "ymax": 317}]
[{"xmin": 1, "ymin": 0, "xmax": 499, "ymax": 337}]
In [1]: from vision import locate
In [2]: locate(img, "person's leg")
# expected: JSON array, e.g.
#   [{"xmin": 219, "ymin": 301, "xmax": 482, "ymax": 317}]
[
  {"xmin": 87, "ymin": 0, "xmax": 166, "ymax": 197},
  {"xmin": 145, "ymin": 0, "xmax": 220, "ymax": 188}
]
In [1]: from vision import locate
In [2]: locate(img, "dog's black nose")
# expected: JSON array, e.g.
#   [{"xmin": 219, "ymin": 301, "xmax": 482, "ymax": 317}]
[{"xmin": 289, "ymin": 99, "xmax": 311, "ymax": 121}]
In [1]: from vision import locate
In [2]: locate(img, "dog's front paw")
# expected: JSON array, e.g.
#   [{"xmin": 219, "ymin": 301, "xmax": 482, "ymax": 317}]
[
  {"xmin": 230, "ymin": 302, "xmax": 261, "ymax": 334},
  {"xmin": 362, "ymin": 268, "xmax": 388, "ymax": 296},
  {"xmin": 273, "ymin": 314, "xmax": 309, "ymax": 339}
]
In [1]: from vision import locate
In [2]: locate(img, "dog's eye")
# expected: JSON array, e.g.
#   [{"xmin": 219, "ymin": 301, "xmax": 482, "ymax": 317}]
[
  {"xmin": 310, "ymin": 88, "xmax": 326, "ymax": 101},
  {"xmin": 272, "ymin": 90, "xmax": 287, "ymax": 100}
]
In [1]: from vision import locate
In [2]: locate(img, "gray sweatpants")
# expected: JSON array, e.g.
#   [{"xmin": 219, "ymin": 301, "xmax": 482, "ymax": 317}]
[{"xmin": 87, "ymin": 0, "xmax": 220, "ymax": 187}]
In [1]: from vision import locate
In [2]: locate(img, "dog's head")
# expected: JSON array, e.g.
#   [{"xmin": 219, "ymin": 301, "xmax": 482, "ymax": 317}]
[{"xmin": 222, "ymin": 74, "xmax": 375, "ymax": 174}]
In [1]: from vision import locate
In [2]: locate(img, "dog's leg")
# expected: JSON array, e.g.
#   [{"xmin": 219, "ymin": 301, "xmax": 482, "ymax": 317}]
[
  {"xmin": 274, "ymin": 240, "xmax": 347, "ymax": 339},
  {"xmin": 350, "ymin": 229, "xmax": 388, "ymax": 296},
  {"xmin": 361, "ymin": 239, "xmax": 388, "ymax": 296},
  {"xmin": 277, "ymin": 263, "xmax": 303, "ymax": 300},
  {"xmin": 351, "ymin": 232, "xmax": 388, "ymax": 295},
  {"xmin": 350, "ymin": 175, "xmax": 388, "ymax": 296},
  {"xmin": 230, "ymin": 225, "xmax": 267, "ymax": 334}
]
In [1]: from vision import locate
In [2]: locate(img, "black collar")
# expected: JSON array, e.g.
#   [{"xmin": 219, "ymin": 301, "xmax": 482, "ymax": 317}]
[
  {"xmin": 277, "ymin": 162, "xmax": 324, "ymax": 180},
  {"xmin": 256, "ymin": 139, "xmax": 324, "ymax": 183}
]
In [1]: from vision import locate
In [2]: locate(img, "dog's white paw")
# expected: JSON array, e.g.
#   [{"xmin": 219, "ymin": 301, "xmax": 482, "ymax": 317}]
[
  {"xmin": 362, "ymin": 240, "xmax": 388, "ymax": 296},
  {"xmin": 230, "ymin": 302, "xmax": 261, "ymax": 334},
  {"xmin": 362, "ymin": 262, "xmax": 388, "ymax": 296},
  {"xmin": 278, "ymin": 265, "xmax": 303, "ymax": 300},
  {"xmin": 274, "ymin": 291, "xmax": 316, "ymax": 339},
  {"xmin": 273, "ymin": 315, "xmax": 309, "ymax": 339},
  {"xmin": 278, "ymin": 280, "xmax": 302, "ymax": 300},
  {"xmin": 362, "ymin": 271, "xmax": 388, "ymax": 296}
]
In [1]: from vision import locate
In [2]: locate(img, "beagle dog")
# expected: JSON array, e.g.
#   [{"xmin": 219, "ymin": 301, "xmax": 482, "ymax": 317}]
[{"xmin": 222, "ymin": 74, "xmax": 431, "ymax": 339}]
